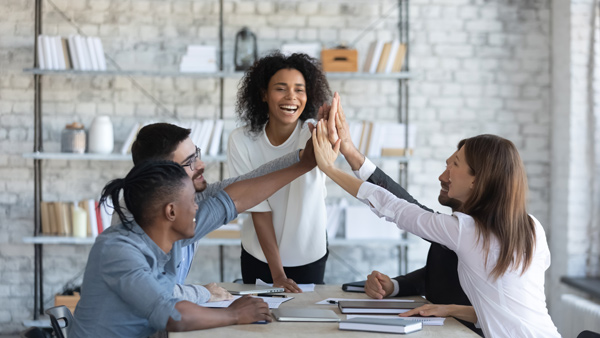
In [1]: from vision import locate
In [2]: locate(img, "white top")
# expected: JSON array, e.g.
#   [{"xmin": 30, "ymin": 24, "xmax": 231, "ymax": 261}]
[
  {"xmin": 227, "ymin": 121, "xmax": 328, "ymax": 266},
  {"xmin": 356, "ymin": 182, "xmax": 560, "ymax": 338}
]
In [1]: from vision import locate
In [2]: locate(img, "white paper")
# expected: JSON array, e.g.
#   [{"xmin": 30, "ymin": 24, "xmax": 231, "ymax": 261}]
[
  {"xmin": 199, "ymin": 295, "xmax": 293, "ymax": 309},
  {"xmin": 316, "ymin": 298, "xmax": 415, "ymax": 305},
  {"xmin": 346, "ymin": 314, "xmax": 445, "ymax": 326},
  {"xmin": 256, "ymin": 278, "xmax": 315, "ymax": 292}
]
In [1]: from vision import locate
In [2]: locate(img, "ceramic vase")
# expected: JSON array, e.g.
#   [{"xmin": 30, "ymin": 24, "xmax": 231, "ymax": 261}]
[{"xmin": 88, "ymin": 116, "xmax": 114, "ymax": 154}]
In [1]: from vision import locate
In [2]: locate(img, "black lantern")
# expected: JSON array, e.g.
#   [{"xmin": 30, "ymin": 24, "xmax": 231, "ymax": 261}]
[{"xmin": 234, "ymin": 27, "xmax": 257, "ymax": 71}]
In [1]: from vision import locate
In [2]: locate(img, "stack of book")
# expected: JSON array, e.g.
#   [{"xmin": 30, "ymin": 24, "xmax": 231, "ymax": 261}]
[
  {"xmin": 179, "ymin": 45, "xmax": 217, "ymax": 73},
  {"xmin": 120, "ymin": 119, "xmax": 224, "ymax": 157},
  {"xmin": 349, "ymin": 121, "xmax": 416, "ymax": 158},
  {"xmin": 363, "ymin": 40, "xmax": 407, "ymax": 74},
  {"xmin": 339, "ymin": 317, "xmax": 423, "ymax": 334},
  {"xmin": 36, "ymin": 34, "xmax": 107, "ymax": 71},
  {"xmin": 40, "ymin": 200, "xmax": 113, "ymax": 238}
]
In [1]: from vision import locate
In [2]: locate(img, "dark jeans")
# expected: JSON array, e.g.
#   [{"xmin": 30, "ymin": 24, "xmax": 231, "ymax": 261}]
[{"xmin": 241, "ymin": 246, "xmax": 328, "ymax": 284}]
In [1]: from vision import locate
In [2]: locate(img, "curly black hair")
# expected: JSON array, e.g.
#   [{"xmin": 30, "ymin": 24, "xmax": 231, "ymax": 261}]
[{"xmin": 236, "ymin": 52, "xmax": 332, "ymax": 136}]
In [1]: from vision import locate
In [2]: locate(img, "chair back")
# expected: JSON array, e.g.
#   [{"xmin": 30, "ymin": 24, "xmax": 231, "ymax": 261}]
[
  {"xmin": 45, "ymin": 305, "xmax": 74, "ymax": 338},
  {"xmin": 578, "ymin": 330, "xmax": 600, "ymax": 338}
]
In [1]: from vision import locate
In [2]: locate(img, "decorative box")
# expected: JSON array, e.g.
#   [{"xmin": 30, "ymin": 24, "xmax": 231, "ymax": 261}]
[{"xmin": 321, "ymin": 48, "xmax": 358, "ymax": 72}]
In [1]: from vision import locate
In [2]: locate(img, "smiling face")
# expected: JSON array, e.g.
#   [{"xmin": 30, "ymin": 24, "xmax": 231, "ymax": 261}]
[
  {"xmin": 171, "ymin": 178, "xmax": 198, "ymax": 239},
  {"xmin": 445, "ymin": 146, "xmax": 476, "ymax": 204},
  {"xmin": 262, "ymin": 68, "xmax": 307, "ymax": 128},
  {"xmin": 171, "ymin": 137, "xmax": 207, "ymax": 192}
]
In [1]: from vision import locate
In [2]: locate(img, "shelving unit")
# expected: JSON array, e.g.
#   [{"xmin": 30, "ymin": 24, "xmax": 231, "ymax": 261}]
[{"xmin": 24, "ymin": 0, "xmax": 411, "ymax": 320}]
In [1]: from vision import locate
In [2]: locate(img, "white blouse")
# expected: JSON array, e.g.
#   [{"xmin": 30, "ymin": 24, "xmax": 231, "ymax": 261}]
[{"xmin": 357, "ymin": 182, "xmax": 560, "ymax": 338}]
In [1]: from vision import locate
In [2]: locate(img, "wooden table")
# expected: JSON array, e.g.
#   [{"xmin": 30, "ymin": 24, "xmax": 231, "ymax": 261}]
[{"xmin": 170, "ymin": 284, "xmax": 480, "ymax": 337}]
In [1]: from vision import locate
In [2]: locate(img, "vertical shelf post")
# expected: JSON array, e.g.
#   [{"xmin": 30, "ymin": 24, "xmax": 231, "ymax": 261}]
[{"xmin": 33, "ymin": 0, "xmax": 44, "ymax": 319}]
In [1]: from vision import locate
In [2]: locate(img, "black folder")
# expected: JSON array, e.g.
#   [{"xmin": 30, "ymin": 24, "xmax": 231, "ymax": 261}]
[{"xmin": 341, "ymin": 280, "xmax": 366, "ymax": 293}]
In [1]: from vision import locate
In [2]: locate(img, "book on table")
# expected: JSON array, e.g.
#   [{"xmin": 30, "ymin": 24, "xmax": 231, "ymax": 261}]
[
  {"xmin": 271, "ymin": 308, "xmax": 340, "ymax": 322},
  {"xmin": 338, "ymin": 300, "xmax": 426, "ymax": 314},
  {"xmin": 339, "ymin": 317, "xmax": 423, "ymax": 334},
  {"xmin": 341, "ymin": 280, "xmax": 366, "ymax": 293}
]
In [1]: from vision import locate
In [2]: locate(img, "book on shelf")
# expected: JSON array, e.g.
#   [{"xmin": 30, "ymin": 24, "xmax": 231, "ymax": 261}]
[
  {"xmin": 339, "ymin": 317, "xmax": 423, "ymax": 334},
  {"xmin": 362, "ymin": 39, "xmax": 407, "ymax": 74},
  {"xmin": 375, "ymin": 42, "xmax": 392, "ymax": 73},
  {"xmin": 36, "ymin": 34, "xmax": 107, "ymax": 71},
  {"xmin": 338, "ymin": 300, "xmax": 426, "ymax": 314},
  {"xmin": 39, "ymin": 199, "xmax": 112, "ymax": 237},
  {"xmin": 348, "ymin": 121, "xmax": 416, "ymax": 158},
  {"xmin": 341, "ymin": 280, "xmax": 366, "ymax": 293}
]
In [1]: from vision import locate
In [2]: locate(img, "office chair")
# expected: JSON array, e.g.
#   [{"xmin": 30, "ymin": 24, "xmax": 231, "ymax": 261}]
[
  {"xmin": 578, "ymin": 330, "xmax": 600, "ymax": 338},
  {"xmin": 45, "ymin": 305, "xmax": 74, "ymax": 338}
]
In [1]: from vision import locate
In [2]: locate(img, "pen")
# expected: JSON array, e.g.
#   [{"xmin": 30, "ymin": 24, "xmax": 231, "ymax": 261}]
[
  {"xmin": 327, "ymin": 300, "xmax": 338, "ymax": 304},
  {"xmin": 257, "ymin": 294, "xmax": 288, "ymax": 298}
]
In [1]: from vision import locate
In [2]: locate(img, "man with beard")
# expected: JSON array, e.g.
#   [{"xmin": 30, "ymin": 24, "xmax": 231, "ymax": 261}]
[
  {"xmin": 114, "ymin": 122, "xmax": 313, "ymax": 305},
  {"xmin": 321, "ymin": 94, "xmax": 483, "ymax": 336}
]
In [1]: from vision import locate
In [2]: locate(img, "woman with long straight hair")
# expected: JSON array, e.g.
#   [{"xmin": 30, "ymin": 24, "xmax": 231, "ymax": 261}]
[{"xmin": 312, "ymin": 120, "xmax": 559, "ymax": 337}]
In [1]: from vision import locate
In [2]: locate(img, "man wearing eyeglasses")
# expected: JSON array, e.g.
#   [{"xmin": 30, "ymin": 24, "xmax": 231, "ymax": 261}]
[{"xmin": 113, "ymin": 122, "xmax": 314, "ymax": 306}]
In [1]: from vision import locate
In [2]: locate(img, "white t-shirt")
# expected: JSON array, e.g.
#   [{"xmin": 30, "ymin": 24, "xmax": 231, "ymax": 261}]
[
  {"xmin": 227, "ymin": 121, "xmax": 328, "ymax": 266},
  {"xmin": 356, "ymin": 182, "xmax": 560, "ymax": 338}
]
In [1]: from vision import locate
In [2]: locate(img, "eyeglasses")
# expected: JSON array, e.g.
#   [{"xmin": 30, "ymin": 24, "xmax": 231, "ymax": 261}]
[{"xmin": 181, "ymin": 146, "xmax": 201, "ymax": 171}]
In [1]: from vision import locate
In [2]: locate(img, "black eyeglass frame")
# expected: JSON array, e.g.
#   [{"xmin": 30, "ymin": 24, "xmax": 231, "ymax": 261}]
[{"xmin": 181, "ymin": 146, "xmax": 201, "ymax": 171}]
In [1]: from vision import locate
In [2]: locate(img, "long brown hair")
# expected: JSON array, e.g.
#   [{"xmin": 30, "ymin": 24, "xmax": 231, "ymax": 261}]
[{"xmin": 459, "ymin": 134, "xmax": 536, "ymax": 280}]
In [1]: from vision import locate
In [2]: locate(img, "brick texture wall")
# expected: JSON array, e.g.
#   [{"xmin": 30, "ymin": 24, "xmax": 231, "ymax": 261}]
[{"xmin": 0, "ymin": 0, "xmax": 556, "ymax": 334}]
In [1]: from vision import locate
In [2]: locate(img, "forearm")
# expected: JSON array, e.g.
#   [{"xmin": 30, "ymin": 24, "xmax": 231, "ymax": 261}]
[
  {"xmin": 448, "ymin": 305, "xmax": 478, "ymax": 324},
  {"xmin": 322, "ymin": 166, "xmax": 363, "ymax": 198},
  {"xmin": 252, "ymin": 212, "xmax": 286, "ymax": 279},
  {"xmin": 167, "ymin": 301, "xmax": 236, "ymax": 331},
  {"xmin": 342, "ymin": 144, "xmax": 365, "ymax": 171},
  {"xmin": 224, "ymin": 163, "xmax": 309, "ymax": 213},
  {"xmin": 173, "ymin": 284, "xmax": 211, "ymax": 305}
]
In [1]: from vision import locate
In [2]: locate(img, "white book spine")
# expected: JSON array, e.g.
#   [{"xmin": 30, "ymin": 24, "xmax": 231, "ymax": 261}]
[
  {"xmin": 369, "ymin": 41, "xmax": 385, "ymax": 74},
  {"xmin": 120, "ymin": 122, "xmax": 140, "ymax": 155},
  {"xmin": 86, "ymin": 36, "xmax": 99, "ymax": 71},
  {"xmin": 37, "ymin": 35, "xmax": 46, "ymax": 69},
  {"xmin": 67, "ymin": 35, "xmax": 80, "ymax": 70},
  {"xmin": 53, "ymin": 36, "xmax": 66, "ymax": 70},
  {"xmin": 74, "ymin": 35, "xmax": 88, "ymax": 70},
  {"xmin": 44, "ymin": 36, "xmax": 56, "ymax": 69},
  {"xmin": 199, "ymin": 120, "xmax": 215, "ymax": 156},
  {"xmin": 93, "ymin": 37, "xmax": 107, "ymax": 70},
  {"xmin": 87, "ymin": 199, "xmax": 98, "ymax": 238}
]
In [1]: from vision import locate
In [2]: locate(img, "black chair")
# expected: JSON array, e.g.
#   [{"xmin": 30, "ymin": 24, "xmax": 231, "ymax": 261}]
[
  {"xmin": 578, "ymin": 330, "xmax": 600, "ymax": 338},
  {"xmin": 45, "ymin": 305, "xmax": 74, "ymax": 338},
  {"xmin": 20, "ymin": 327, "xmax": 50, "ymax": 338}
]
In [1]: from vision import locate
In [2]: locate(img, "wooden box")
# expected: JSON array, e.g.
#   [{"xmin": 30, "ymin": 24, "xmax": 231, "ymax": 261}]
[
  {"xmin": 321, "ymin": 49, "xmax": 358, "ymax": 72},
  {"xmin": 55, "ymin": 292, "xmax": 80, "ymax": 313}
]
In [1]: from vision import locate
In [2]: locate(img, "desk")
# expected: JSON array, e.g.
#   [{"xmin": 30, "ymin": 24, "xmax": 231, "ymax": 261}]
[{"xmin": 170, "ymin": 284, "xmax": 480, "ymax": 337}]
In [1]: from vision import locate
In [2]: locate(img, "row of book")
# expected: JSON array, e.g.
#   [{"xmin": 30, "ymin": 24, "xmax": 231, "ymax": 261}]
[
  {"xmin": 349, "ymin": 121, "xmax": 417, "ymax": 158},
  {"xmin": 37, "ymin": 34, "xmax": 107, "ymax": 71},
  {"xmin": 40, "ymin": 200, "xmax": 113, "ymax": 238},
  {"xmin": 120, "ymin": 119, "xmax": 224, "ymax": 157},
  {"xmin": 363, "ymin": 40, "xmax": 407, "ymax": 74}
]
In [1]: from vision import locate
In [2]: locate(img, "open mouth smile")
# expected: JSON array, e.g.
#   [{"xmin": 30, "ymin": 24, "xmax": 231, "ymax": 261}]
[{"xmin": 279, "ymin": 105, "xmax": 299, "ymax": 115}]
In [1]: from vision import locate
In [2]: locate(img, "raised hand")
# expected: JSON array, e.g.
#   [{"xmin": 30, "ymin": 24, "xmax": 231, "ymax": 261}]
[
  {"xmin": 365, "ymin": 270, "xmax": 394, "ymax": 299},
  {"xmin": 205, "ymin": 282, "xmax": 234, "ymax": 302},
  {"xmin": 312, "ymin": 119, "xmax": 340, "ymax": 173},
  {"xmin": 299, "ymin": 136, "xmax": 317, "ymax": 171},
  {"xmin": 228, "ymin": 296, "xmax": 272, "ymax": 324}
]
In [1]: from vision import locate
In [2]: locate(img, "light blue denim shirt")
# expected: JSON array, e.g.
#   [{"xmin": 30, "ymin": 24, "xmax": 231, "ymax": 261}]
[{"xmin": 69, "ymin": 190, "xmax": 237, "ymax": 338}]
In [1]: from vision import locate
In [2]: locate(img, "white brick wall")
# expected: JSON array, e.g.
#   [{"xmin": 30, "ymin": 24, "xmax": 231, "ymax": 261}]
[{"xmin": 0, "ymin": 0, "xmax": 565, "ymax": 334}]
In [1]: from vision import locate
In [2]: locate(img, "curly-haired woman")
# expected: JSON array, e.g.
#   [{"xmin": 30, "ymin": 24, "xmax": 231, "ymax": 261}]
[{"xmin": 227, "ymin": 52, "xmax": 331, "ymax": 292}]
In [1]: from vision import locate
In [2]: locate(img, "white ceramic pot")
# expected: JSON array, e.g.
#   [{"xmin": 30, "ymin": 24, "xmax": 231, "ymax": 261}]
[{"xmin": 88, "ymin": 116, "xmax": 114, "ymax": 154}]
